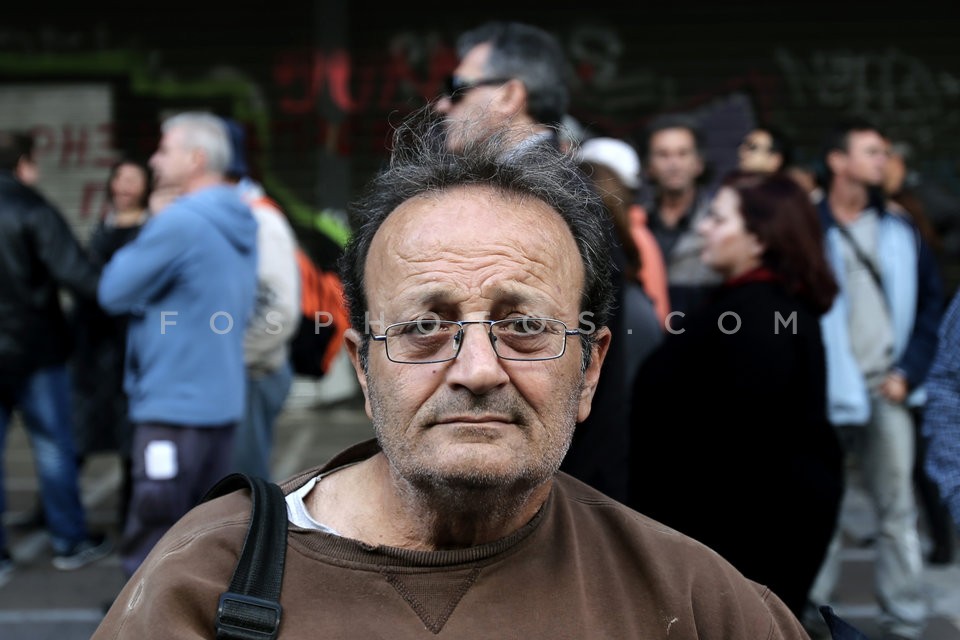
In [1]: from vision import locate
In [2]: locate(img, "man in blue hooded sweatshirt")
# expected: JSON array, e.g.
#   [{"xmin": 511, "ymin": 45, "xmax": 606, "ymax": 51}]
[{"xmin": 98, "ymin": 112, "xmax": 258, "ymax": 577}]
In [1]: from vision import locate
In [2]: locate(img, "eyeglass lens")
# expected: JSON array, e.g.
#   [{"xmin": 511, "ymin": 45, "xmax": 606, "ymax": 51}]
[{"xmin": 384, "ymin": 319, "xmax": 567, "ymax": 363}]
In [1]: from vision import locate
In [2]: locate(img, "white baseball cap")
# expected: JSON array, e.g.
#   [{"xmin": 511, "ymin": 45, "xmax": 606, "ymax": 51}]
[{"xmin": 577, "ymin": 137, "xmax": 641, "ymax": 190}]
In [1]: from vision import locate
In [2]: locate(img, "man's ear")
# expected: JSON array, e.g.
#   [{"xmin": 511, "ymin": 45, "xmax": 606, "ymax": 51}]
[
  {"xmin": 344, "ymin": 328, "xmax": 372, "ymax": 419},
  {"xmin": 577, "ymin": 326, "xmax": 611, "ymax": 423},
  {"xmin": 826, "ymin": 149, "xmax": 845, "ymax": 176},
  {"xmin": 190, "ymin": 148, "xmax": 207, "ymax": 174},
  {"xmin": 498, "ymin": 78, "xmax": 528, "ymax": 120}
]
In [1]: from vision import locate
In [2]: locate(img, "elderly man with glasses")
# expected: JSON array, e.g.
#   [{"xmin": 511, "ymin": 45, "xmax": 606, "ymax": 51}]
[{"xmin": 94, "ymin": 109, "xmax": 813, "ymax": 639}]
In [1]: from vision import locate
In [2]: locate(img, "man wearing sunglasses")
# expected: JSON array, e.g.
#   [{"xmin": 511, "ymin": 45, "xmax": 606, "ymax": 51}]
[{"xmin": 435, "ymin": 21, "xmax": 572, "ymax": 152}]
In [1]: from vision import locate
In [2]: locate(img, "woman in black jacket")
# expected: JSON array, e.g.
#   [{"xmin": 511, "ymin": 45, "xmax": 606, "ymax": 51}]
[{"xmin": 627, "ymin": 171, "xmax": 844, "ymax": 618}]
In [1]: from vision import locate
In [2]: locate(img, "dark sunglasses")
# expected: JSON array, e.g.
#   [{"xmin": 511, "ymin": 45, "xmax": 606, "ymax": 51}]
[
  {"xmin": 740, "ymin": 140, "xmax": 772, "ymax": 153},
  {"xmin": 444, "ymin": 75, "xmax": 512, "ymax": 104}
]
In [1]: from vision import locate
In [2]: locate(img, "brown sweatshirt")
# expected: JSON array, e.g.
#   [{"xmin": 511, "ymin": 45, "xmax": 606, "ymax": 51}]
[{"xmin": 94, "ymin": 440, "xmax": 810, "ymax": 639}]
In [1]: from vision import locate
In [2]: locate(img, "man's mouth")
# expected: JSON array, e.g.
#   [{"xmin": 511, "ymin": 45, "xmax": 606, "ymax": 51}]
[{"xmin": 436, "ymin": 415, "xmax": 513, "ymax": 425}]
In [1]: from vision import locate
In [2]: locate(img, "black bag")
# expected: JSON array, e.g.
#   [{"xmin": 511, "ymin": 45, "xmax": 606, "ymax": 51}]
[
  {"xmin": 200, "ymin": 474, "xmax": 288, "ymax": 640},
  {"xmin": 819, "ymin": 605, "xmax": 873, "ymax": 640}
]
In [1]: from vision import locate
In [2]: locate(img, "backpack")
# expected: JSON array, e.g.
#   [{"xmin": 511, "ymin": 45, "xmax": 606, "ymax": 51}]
[
  {"xmin": 288, "ymin": 248, "xmax": 349, "ymax": 378},
  {"xmin": 250, "ymin": 194, "xmax": 350, "ymax": 379},
  {"xmin": 201, "ymin": 473, "xmax": 288, "ymax": 640}
]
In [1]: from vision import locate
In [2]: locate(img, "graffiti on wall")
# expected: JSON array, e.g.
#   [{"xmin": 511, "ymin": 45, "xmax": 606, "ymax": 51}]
[
  {"xmin": 4, "ymin": 21, "xmax": 960, "ymax": 246},
  {"xmin": 776, "ymin": 47, "xmax": 960, "ymax": 147}
]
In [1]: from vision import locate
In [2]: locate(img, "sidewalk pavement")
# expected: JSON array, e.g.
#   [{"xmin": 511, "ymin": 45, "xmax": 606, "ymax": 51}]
[{"xmin": 1, "ymin": 362, "xmax": 959, "ymax": 639}]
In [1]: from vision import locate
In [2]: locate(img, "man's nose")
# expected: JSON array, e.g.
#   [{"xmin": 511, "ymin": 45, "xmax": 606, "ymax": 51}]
[{"xmin": 445, "ymin": 325, "xmax": 509, "ymax": 394}]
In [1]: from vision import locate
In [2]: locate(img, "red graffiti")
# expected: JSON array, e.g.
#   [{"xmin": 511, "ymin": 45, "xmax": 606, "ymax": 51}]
[
  {"xmin": 28, "ymin": 122, "xmax": 114, "ymax": 168},
  {"xmin": 274, "ymin": 49, "xmax": 356, "ymax": 115},
  {"xmin": 273, "ymin": 45, "xmax": 458, "ymax": 117}
]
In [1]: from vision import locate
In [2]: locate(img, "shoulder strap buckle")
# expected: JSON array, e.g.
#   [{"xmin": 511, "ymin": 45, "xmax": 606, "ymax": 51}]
[{"xmin": 216, "ymin": 592, "xmax": 282, "ymax": 640}]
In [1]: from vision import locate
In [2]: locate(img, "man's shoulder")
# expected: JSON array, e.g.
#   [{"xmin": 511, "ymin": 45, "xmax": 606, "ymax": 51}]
[
  {"xmin": 98, "ymin": 490, "xmax": 257, "ymax": 637},
  {"xmin": 137, "ymin": 488, "xmax": 254, "ymax": 575},
  {"xmin": 553, "ymin": 472, "xmax": 706, "ymax": 546},
  {"xmin": 551, "ymin": 473, "xmax": 783, "ymax": 607},
  {"xmin": 156, "ymin": 191, "xmax": 240, "ymax": 235},
  {"xmin": 172, "ymin": 184, "xmax": 249, "ymax": 219},
  {"xmin": 880, "ymin": 205, "xmax": 919, "ymax": 232},
  {"xmin": 0, "ymin": 175, "xmax": 60, "ymax": 216},
  {"xmin": 152, "ymin": 197, "xmax": 198, "ymax": 225}
]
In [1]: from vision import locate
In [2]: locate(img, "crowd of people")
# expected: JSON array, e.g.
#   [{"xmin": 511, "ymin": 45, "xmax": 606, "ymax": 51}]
[
  {"xmin": 0, "ymin": 112, "xmax": 321, "ymax": 584},
  {"xmin": 0, "ymin": 18, "xmax": 958, "ymax": 640}
]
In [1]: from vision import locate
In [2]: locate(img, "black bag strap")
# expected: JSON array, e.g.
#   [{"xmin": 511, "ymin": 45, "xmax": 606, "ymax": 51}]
[
  {"xmin": 834, "ymin": 222, "xmax": 887, "ymax": 302},
  {"xmin": 818, "ymin": 605, "xmax": 872, "ymax": 640},
  {"xmin": 201, "ymin": 473, "xmax": 288, "ymax": 640}
]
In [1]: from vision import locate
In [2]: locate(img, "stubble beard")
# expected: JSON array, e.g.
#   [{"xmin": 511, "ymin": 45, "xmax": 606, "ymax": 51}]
[{"xmin": 366, "ymin": 376, "xmax": 583, "ymax": 518}]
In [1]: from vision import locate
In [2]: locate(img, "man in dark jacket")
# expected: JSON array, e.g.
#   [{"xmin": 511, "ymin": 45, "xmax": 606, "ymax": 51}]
[{"xmin": 0, "ymin": 131, "xmax": 112, "ymax": 584}]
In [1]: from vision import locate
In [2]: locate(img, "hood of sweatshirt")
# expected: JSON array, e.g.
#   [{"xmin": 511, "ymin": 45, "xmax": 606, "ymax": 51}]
[{"xmin": 182, "ymin": 184, "xmax": 257, "ymax": 254}]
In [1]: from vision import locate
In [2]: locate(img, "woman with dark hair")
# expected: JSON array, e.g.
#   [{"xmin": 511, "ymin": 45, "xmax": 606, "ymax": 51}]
[
  {"xmin": 71, "ymin": 158, "xmax": 152, "ymax": 527},
  {"xmin": 627, "ymin": 171, "xmax": 845, "ymax": 619}
]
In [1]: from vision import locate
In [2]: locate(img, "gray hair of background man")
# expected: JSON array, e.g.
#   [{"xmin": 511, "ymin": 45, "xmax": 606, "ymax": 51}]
[
  {"xmin": 0, "ymin": 131, "xmax": 34, "ymax": 172},
  {"xmin": 339, "ymin": 108, "xmax": 614, "ymax": 371},
  {"xmin": 456, "ymin": 21, "xmax": 572, "ymax": 128},
  {"xmin": 161, "ymin": 112, "xmax": 232, "ymax": 175}
]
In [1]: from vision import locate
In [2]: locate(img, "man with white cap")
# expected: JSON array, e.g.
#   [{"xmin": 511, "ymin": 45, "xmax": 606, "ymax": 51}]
[{"xmin": 578, "ymin": 137, "xmax": 670, "ymax": 326}]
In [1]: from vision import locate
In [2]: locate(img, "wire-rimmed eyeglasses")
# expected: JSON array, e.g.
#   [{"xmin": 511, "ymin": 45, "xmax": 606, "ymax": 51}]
[
  {"xmin": 370, "ymin": 318, "xmax": 581, "ymax": 364},
  {"xmin": 444, "ymin": 75, "xmax": 513, "ymax": 105}
]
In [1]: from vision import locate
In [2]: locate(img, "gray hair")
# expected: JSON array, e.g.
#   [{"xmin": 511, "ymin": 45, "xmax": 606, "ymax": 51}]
[
  {"xmin": 456, "ymin": 21, "xmax": 572, "ymax": 128},
  {"xmin": 161, "ymin": 112, "xmax": 232, "ymax": 174},
  {"xmin": 340, "ymin": 108, "xmax": 614, "ymax": 371}
]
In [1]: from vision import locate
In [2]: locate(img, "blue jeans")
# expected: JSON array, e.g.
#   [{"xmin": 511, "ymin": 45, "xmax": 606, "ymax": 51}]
[
  {"xmin": 0, "ymin": 365, "xmax": 90, "ymax": 553},
  {"xmin": 231, "ymin": 361, "xmax": 293, "ymax": 480}
]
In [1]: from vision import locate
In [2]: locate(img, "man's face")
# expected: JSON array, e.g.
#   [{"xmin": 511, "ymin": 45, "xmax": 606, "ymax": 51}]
[
  {"xmin": 646, "ymin": 127, "xmax": 704, "ymax": 194},
  {"xmin": 737, "ymin": 129, "xmax": 782, "ymax": 174},
  {"xmin": 345, "ymin": 185, "xmax": 609, "ymax": 492},
  {"xmin": 149, "ymin": 126, "xmax": 195, "ymax": 190},
  {"xmin": 434, "ymin": 43, "xmax": 511, "ymax": 151},
  {"xmin": 15, "ymin": 155, "xmax": 39, "ymax": 186},
  {"xmin": 834, "ymin": 130, "xmax": 888, "ymax": 188}
]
